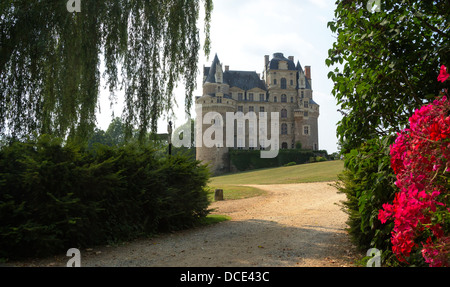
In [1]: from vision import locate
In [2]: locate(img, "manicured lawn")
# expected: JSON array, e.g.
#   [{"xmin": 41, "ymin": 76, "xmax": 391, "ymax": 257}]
[{"xmin": 209, "ymin": 160, "xmax": 344, "ymax": 186}]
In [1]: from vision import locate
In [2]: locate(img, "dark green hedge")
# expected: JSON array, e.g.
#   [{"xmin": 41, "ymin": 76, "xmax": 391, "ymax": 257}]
[
  {"xmin": 229, "ymin": 149, "xmax": 326, "ymax": 171},
  {"xmin": 333, "ymin": 136, "xmax": 401, "ymax": 265},
  {"xmin": 0, "ymin": 135, "xmax": 210, "ymax": 260}
]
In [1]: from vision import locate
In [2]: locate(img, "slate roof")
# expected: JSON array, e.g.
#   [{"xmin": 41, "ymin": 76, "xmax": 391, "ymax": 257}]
[
  {"xmin": 204, "ymin": 54, "xmax": 267, "ymax": 91},
  {"xmin": 204, "ymin": 54, "xmax": 221, "ymax": 84},
  {"xmin": 224, "ymin": 71, "xmax": 267, "ymax": 91},
  {"xmin": 269, "ymin": 52, "xmax": 296, "ymax": 70},
  {"xmin": 296, "ymin": 60, "xmax": 311, "ymax": 90},
  {"xmin": 203, "ymin": 53, "xmax": 311, "ymax": 91}
]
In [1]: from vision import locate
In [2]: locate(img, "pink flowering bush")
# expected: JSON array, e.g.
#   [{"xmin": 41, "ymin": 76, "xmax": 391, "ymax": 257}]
[{"xmin": 378, "ymin": 66, "xmax": 450, "ymax": 267}]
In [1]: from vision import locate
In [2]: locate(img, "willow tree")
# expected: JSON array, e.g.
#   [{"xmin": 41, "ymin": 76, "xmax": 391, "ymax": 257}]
[{"xmin": 0, "ymin": 0, "xmax": 213, "ymax": 143}]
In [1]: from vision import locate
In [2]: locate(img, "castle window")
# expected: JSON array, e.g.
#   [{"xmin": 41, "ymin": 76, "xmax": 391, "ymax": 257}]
[
  {"xmin": 281, "ymin": 78, "xmax": 287, "ymax": 89},
  {"xmin": 281, "ymin": 109, "xmax": 288, "ymax": 119},
  {"xmin": 304, "ymin": 101, "xmax": 309, "ymax": 108},
  {"xmin": 249, "ymin": 93, "xmax": 254, "ymax": 101},
  {"xmin": 217, "ymin": 96, "xmax": 222, "ymax": 103},
  {"xmin": 260, "ymin": 106, "xmax": 265, "ymax": 117},
  {"xmin": 281, "ymin": 94, "xmax": 287, "ymax": 103},
  {"xmin": 259, "ymin": 94, "xmax": 265, "ymax": 102},
  {"xmin": 238, "ymin": 93, "xmax": 243, "ymax": 101},
  {"xmin": 290, "ymin": 97, "xmax": 294, "ymax": 103},
  {"xmin": 273, "ymin": 79, "xmax": 277, "ymax": 85},
  {"xmin": 304, "ymin": 111, "xmax": 308, "ymax": 117},
  {"xmin": 301, "ymin": 91, "xmax": 304, "ymax": 97},
  {"xmin": 303, "ymin": 125, "xmax": 310, "ymax": 136},
  {"xmin": 238, "ymin": 106, "xmax": 243, "ymax": 112},
  {"xmin": 290, "ymin": 79, "xmax": 294, "ymax": 86},
  {"xmin": 274, "ymin": 96, "xmax": 277, "ymax": 103},
  {"xmin": 249, "ymin": 106, "xmax": 254, "ymax": 112},
  {"xmin": 281, "ymin": 123, "xmax": 288, "ymax": 135},
  {"xmin": 281, "ymin": 142, "xmax": 288, "ymax": 149}
]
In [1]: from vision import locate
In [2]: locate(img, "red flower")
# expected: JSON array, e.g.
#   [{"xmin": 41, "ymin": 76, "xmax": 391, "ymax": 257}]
[{"xmin": 438, "ymin": 65, "xmax": 449, "ymax": 83}]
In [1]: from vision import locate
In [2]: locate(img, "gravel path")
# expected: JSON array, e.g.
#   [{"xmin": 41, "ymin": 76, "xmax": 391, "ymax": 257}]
[{"xmin": 4, "ymin": 182, "xmax": 360, "ymax": 267}]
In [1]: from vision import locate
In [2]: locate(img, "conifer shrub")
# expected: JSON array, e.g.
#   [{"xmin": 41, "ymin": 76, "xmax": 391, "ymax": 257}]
[{"xmin": 0, "ymin": 135, "xmax": 210, "ymax": 260}]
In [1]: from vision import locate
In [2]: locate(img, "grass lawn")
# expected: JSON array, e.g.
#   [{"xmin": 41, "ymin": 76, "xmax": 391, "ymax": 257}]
[
  {"xmin": 210, "ymin": 160, "xmax": 344, "ymax": 186},
  {"xmin": 206, "ymin": 160, "xmax": 344, "ymax": 201}
]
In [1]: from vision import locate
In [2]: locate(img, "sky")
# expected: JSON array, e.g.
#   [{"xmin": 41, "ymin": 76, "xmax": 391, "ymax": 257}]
[{"xmin": 97, "ymin": 0, "xmax": 342, "ymax": 153}]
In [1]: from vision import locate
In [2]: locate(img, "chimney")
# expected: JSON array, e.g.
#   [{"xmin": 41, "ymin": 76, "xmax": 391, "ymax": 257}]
[
  {"xmin": 225, "ymin": 65, "xmax": 229, "ymax": 72},
  {"xmin": 288, "ymin": 56, "xmax": 294, "ymax": 62},
  {"xmin": 264, "ymin": 55, "xmax": 270, "ymax": 69},
  {"xmin": 305, "ymin": 66, "xmax": 311, "ymax": 80}
]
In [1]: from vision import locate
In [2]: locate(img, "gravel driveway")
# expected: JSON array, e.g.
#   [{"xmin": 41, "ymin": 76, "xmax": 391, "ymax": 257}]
[{"xmin": 4, "ymin": 182, "xmax": 360, "ymax": 267}]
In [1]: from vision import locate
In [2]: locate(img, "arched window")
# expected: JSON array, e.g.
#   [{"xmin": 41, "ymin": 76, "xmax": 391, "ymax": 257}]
[
  {"xmin": 280, "ymin": 78, "xmax": 287, "ymax": 89},
  {"xmin": 281, "ymin": 123, "xmax": 288, "ymax": 135},
  {"xmin": 274, "ymin": 96, "xmax": 277, "ymax": 103},
  {"xmin": 281, "ymin": 142, "xmax": 288, "ymax": 149},
  {"xmin": 281, "ymin": 94, "xmax": 287, "ymax": 103},
  {"xmin": 281, "ymin": 109, "xmax": 287, "ymax": 119}
]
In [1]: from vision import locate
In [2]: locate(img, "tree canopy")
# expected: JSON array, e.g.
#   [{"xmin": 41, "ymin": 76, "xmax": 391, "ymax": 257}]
[
  {"xmin": 0, "ymin": 0, "xmax": 213, "ymax": 144},
  {"xmin": 327, "ymin": 0, "xmax": 450, "ymax": 153}
]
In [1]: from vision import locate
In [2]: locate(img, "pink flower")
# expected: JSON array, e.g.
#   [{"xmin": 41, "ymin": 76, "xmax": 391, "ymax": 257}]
[
  {"xmin": 380, "ymin": 94, "xmax": 450, "ymax": 266},
  {"xmin": 438, "ymin": 65, "xmax": 449, "ymax": 83}
]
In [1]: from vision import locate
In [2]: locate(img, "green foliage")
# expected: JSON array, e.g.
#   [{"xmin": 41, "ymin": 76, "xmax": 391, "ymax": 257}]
[
  {"xmin": 0, "ymin": 1, "xmax": 213, "ymax": 143},
  {"xmin": 327, "ymin": 0, "xmax": 450, "ymax": 154},
  {"xmin": 0, "ymin": 134, "xmax": 210, "ymax": 260},
  {"xmin": 333, "ymin": 137, "xmax": 398, "ymax": 265},
  {"xmin": 229, "ymin": 149, "xmax": 320, "ymax": 171}
]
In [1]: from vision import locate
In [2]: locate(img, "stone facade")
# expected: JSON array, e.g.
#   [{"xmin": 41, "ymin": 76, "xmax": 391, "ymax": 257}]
[{"xmin": 195, "ymin": 53, "xmax": 319, "ymax": 175}]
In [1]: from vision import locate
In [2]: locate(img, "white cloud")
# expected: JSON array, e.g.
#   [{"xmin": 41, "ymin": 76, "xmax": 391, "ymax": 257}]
[{"xmin": 307, "ymin": 0, "xmax": 330, "ymax": 9}]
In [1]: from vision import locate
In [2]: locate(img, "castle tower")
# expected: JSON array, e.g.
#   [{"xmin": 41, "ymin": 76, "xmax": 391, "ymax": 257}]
[
  {"xmin": 293, "ymin": 61, "xmax": 319, "ymax": 150},
  {"xmin": 196, "ymin": 54, "xmax": 235, "ymax": 174}
]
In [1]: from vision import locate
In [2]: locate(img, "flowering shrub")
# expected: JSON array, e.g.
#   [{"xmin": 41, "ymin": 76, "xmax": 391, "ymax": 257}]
[{"xmin": 378, "ymin": 66, "xmax": 450, "ymax": 267}]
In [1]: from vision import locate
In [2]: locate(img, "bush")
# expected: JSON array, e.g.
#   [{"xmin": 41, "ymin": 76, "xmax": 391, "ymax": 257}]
[
  {"xmin": 0, "ymin": 135, "xmax": 210, "ymax": 260},
  {"xmin": 333, "ymin": 136, "xmax": 398, "ymax": 265},
  {"xmin": 229, "ymin": 149, "xmax": 318, "ymax": 171}
]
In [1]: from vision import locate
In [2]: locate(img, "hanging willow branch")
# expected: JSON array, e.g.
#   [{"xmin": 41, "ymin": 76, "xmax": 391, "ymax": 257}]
[{"xmin": 0, "ymin": 0, "xmax": 213, "ymax": 143}]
